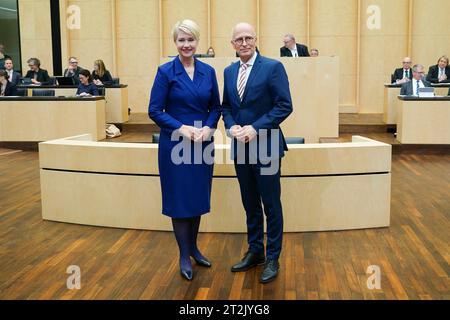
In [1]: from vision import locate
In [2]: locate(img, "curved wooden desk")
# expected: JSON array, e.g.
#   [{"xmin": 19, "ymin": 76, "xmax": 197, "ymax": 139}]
[
  {"xmin": 39, "ymin": 135, "xmax": 391, "ymax": 232},
  {"xmin": 0, "ymin": 96, "xmax": 106, "ymax": 142},
  {"xmin": 17, "ymin": 84, "xmax": 129, "ymax": 123}
]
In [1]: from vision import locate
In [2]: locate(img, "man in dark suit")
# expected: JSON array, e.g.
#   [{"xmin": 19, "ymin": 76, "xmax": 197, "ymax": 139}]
[
  {"xmin": 3, "ymin": 58, "xmax": 21, "ymax": 86},
  {"xmin": 400, "ymin": 64, "xmax": 431, "ymax": 96},
  {"xmin": 426, "ymin": 55, "xmax": 450, "ymax": 83},
  {"xmin": 223, "ymin": 22, "xmax": 293, "ymax": 284},
  {"xmin": 63, "ymin": 56, "xmax": 84, "ymax": 84},
  {"xmin": 392, "ymin": 57, "xmax": 413, "ymax": 84},
  {"xmin": 24, "ymin": 58, "xmax": 50, "ymax": 85},
  {"xmin": 280, "ymin": 34, "xmax": 309, "ymax": 57}
]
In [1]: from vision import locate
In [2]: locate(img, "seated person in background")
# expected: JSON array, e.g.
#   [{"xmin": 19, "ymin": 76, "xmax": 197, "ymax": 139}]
[
  {"xmin": 206, "ymin": 46, "xmax": 215, "ymax": 57},
  {"xmin": 64, "ymin": 56, "xmax": 84, "ymax": 84},
  {"xmin": 280, "ymin": 34, "xmax": 310, "ymax": 57},
  {"xmin": 4, "ymin": 58, "xmax": 21, "ymax": 86},
  {"xmin": 24, "ymin": 58, "xmax": 50, "ymax": 85},
  {"xmin": 400, "ymin": 64, "xmax": 431, "ymax": 96},
  {"xmin": 392, "ymin": 57, "xmax": 413, "ymax": 84},
  {"xmin": 0, "ymin": 43, "xmax": 11, "ymax": 70},
  {"xmin": 0, "ymin": 69, "xmax": 18, "ymax": 96},
  {"xmin": 426, "ymin": 55, "xmax": 450, "ymax": 83},
  {"xmin": 76, "ymin": 69, "xmax": 99, "ymax": 96},
  {"xmin": 310, "ymin": 48, "xmax": 319, "ymax": 57},
  {"xmin": 92, "ymin": 59, "xmax": 113, "ymax": 86}
]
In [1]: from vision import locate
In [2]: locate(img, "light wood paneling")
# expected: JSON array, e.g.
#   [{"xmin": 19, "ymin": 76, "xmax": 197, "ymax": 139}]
[
  {"xmin": 210, "ymin": 0, "xmax": 258, "ymax": 57},
  {"xmin": 397, "ymin": 98, "xmax": 450, "ymax": 144},
  {"xmin": 17, "ymin": 0, "xmax": 450, "ymax": 113},
  {"xmin": 18, "ymin": 0, "xmax": 53, "ymax": 74},
  {"xmin": 258, "ymin": 0, "xmax": 308, "ymax": 57},
  {"xmin": 161, "ymin": 56, "xmax": 339, "ymax": 143},
  {"xmin": 0, "ymin": 99, "xmax": 106, "ymax": 142},
  {"xmin": 161, "ymin": 0, "xmax": 209, "ymax": 57},
  {"xmin": 39, "ymin": 134, "xmax": 391, "ymax": 232}
]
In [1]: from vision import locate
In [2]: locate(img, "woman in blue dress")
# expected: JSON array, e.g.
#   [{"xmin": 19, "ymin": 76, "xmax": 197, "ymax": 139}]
[{"xmin": 148, "ymin": 20, "xmax": 221, "ymax": 281}]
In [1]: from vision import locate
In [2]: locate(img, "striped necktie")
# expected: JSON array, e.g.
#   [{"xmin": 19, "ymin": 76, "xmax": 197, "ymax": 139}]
[{"xmin": 237, "ymin": 63, "xmax": 249, "ymax": 101}]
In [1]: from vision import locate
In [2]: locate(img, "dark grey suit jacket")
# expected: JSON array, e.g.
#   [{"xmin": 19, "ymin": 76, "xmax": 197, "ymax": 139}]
[
  {"xmin": 400, "ymin": 79, "xmax": 431, "ymax": 95},
  {"xmin": 280, "ymin": 43, "xmax": 310, "ymax": 57}
]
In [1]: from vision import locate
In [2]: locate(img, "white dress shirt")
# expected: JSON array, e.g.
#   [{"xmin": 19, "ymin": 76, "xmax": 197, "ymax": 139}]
[
  {"xmin": 412, "ymin": 79, "xmax": 425, "ymax": 96},
  {"xmin": 237, "ymin": 51, "xmax": 258, "ymax": 89},
  {"xmin": 290, "ymin": 47, "xmax": 298, "ymax": 57}
]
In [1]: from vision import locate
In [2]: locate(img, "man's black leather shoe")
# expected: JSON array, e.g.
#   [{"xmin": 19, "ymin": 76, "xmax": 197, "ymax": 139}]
[
  {"xmin": 231, "ymin": 251, "xmax": 266, "ymax": 272},
  {"xmin": 260, "ymin": 259, "xmax": 279, "ymax": 283}
]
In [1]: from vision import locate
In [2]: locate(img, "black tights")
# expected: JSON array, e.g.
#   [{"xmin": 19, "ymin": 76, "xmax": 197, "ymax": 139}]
[{"xmin": 171, "ymin": 216, "xmax": 206, "ymax": 271}]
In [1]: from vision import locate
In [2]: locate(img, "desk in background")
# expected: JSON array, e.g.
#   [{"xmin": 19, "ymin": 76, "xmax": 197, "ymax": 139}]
[
  {"xmin": 0, "ymin": 96, "xmax": 106, "ymax": 142},
  {"xmin": 17, "ymin": 84, "xmax": 129, "ymax": 124},
  {"xmin": 397, "ymin": 96, "xmax": 450, "ymax": 144},
  {"xmin": 161, "ymin": 57, "xmax": 340, "ymax": 143},
  {"xmin": 384, "ymin": 83, "xmax": 450, "ymax": 124}
]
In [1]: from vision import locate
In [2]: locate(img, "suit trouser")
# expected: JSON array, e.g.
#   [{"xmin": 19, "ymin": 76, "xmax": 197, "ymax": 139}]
[{"xmin": 234, "ymin": 158, "xmax": 283, "ymax": 260}]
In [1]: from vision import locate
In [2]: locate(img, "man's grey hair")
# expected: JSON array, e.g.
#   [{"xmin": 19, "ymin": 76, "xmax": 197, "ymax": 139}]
[
  {"xmin": 412, "ymin": 64, "xmax": 424, "ymax": 72},
  {"xmin": 284, "ymin": 34, "xmax": 295, "ymax": 41}
]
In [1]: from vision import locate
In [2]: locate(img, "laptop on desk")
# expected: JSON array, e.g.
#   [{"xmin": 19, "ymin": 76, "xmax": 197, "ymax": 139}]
[
  {"xmin": 56, "ymin": 76, "xmax": 75, "ymax": 85},
  {"xmin": 418, "ymin": 87, "xmax": 434, "ymax": 98}
]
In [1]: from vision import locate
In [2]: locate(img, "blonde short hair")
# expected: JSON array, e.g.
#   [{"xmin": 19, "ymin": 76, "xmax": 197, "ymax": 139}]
[
  {"xmin": 172, "ymin": 19, "xmax": 200, "ymax": 42},
  {"xmin": 437, "ymin": 55, "xmax": 449, "ymax": 66}
]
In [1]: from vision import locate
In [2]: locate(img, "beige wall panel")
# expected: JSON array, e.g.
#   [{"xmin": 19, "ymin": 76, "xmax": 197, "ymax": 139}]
[
  {"xmin": 210, "ymin": 0, "xmax": 258, "ymax": 57},
  {"xmin": 161, "ymin": 0, "xmax": 209, "ymax": 57},
  {"xmin": 411, "ymin": 0, "xmax": 450, "ymax": 69},
  {"xmin": 18, "ymin": 0, "xmax": 53, "ymax": 74},
  {"xmin": 359, "ymin": 0, "xmax": 409, "ymax": 113},
  {"xmin": 310, "ymin": 0, "xmax": 357, "ymax": 109},
  {"xmin": 64, "ymin": 0, "xmax": 113, "ymax": 74},
  {"xmin": 259, "ymin": 0, "xmax": 307, "ymax": 57},
  {"xmin": 116, "ymin": 0, "xmax": 160, "ymax": 112}
]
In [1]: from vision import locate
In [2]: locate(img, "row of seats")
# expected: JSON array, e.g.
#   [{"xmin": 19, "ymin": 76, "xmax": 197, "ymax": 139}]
[{"xmin": 18, "ymin": 87, "xmax": 107, "ymax": 97}]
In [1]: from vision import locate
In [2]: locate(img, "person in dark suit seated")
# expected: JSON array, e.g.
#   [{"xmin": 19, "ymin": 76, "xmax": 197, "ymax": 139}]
[
  {"xmin": 280, "ymin": 34, "xmax": 309, "ymax": 57},
  {"xmin": 64, "ymin": 56, "xmax": 84, "ymax": 84},
  {"xmin": 392, "ymin": 57, "xmax": 413, "ymax": 84},
  {"xmin": 426, "ymin": 55, "xmax": 450, "ymax": 83},
  {"xmin": 149, "ymin": 19, "xmax": 221, "ymax": 281},
  {"xmin": 3, "ymin": 58, "xmax": 21, "ymax": 86},
  {"xmin": 92, "ymin": 59, "xmax": 113, "ymax": 86},
  {"xmin": 400, "ymin": 64, "xmax": 431, "ymax": 96},
  {"xmin": 76, "ymin": 69, "xmax": 99, "ymax": 96},
  {"xmin": 24, "ymin": 58, "xmax": 50, "ymax": 85},
  {"xmin": 0, "ymin": 70, "xmax": 18, "ymax": 96}
]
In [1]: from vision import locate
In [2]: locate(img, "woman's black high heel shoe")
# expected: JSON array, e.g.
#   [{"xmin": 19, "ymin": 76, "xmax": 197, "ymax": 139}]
[
  {"xmin": 192, "ymin": 256, "xmax": 212, "ymax": 267},
  {"xmin": 180, "ymin": 268, "xmax": 193, "ymax": 280}
]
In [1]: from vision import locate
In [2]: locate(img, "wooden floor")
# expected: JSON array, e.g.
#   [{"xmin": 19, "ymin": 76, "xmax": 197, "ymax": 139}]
[{"xmin": 0, "ymin": 146, "xmax": 449, "ymax": 300}]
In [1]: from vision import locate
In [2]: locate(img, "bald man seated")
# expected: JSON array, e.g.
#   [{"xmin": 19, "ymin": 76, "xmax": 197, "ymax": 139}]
[
  {"xmin": 392, "ymin": 57, "xmax": 413, "ymax": 84},
  {"xmin": 280, "ymin": 34, "xmax": 309, "ymax": 57}
]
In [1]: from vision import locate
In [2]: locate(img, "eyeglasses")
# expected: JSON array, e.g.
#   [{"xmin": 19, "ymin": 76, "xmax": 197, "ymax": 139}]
[
  {"xmin": 402, "ymin": 61, "xmax": 411, "ymax": 64},
  {"xmin": 69, "ymin": 61, "xmax": 78, "ymax": 64},
  {"xmin": 233, "ymin": 36, "xmax": 255, "ymax": 46}
]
